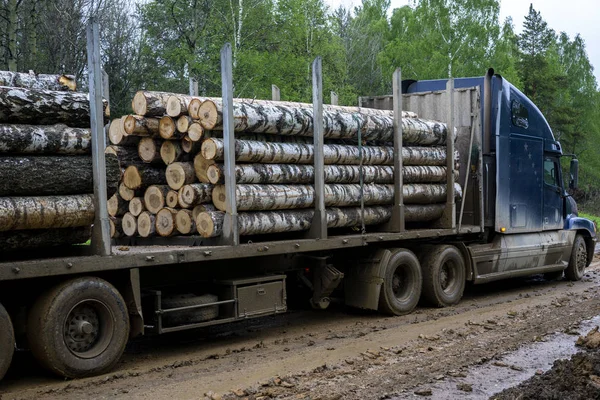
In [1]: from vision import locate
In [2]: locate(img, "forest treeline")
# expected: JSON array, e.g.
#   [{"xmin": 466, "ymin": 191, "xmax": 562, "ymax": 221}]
[{"xmin": 1, "ymin": 0, "xmax": 599, "ymax": 207}]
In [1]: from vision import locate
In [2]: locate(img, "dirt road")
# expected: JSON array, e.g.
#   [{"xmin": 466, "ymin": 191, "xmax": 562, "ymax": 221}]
[{"xmin": 2, "ymin": 260, "xmax": 600, "ymax": 400}]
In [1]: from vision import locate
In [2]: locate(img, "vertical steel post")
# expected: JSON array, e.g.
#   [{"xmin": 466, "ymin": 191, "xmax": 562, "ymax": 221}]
[
  {"xmin": 307, "ymin": 57, "xmax": 327, "ymax": 239},
  {"xmin": 444, "ymin": 78, "xmax": 456, "ymax": 229},
  {"xmin": 330, "ymin": 91, "xmax": 338, "ymax": 106},
  {"xmin": 383, "ymin": 68, "xmax": 405, "ymax": 232},
  {"xmin": 86, "ymin": 19, "xmax": 110, "ymax": 256},
  {"xmin": 219, "ymin": 43, "xmax": 239, "ymax": 245},
  {"xmin": 271, "ymin": 85, "xmax": 280, "ymax": 101},
  {"xmin": 189, "ymin": 78, "xmax": 198, "ymax": 96}
]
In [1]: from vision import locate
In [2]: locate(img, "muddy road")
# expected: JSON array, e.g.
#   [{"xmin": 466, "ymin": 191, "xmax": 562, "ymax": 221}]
[{"xmin": 2, "ymin": 259, "xmax": 600, "ymax": 400}]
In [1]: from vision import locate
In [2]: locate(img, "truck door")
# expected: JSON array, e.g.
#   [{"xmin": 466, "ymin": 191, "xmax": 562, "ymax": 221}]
[{"xmin": 543, "ymin": 156, "xmax": 563, "ymax": 230}]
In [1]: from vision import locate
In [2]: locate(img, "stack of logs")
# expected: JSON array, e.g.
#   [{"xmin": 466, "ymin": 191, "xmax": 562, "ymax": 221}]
[
  {"xmin": 0, "ymin": 71, "xmax": 115, "ymax": 251},
  {"xmin": 108, "ymin": 90, "xmax": 459, "ymax": 240}
]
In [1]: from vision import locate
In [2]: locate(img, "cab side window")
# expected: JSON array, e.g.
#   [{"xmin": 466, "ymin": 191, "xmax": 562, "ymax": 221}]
[
  {"xmin": 511, "ymin": 100, "xmax": 529, "ymax": 129},
  {"xmin": 544, "ymin": 158, "xmax": 559, "ymax": 186}
]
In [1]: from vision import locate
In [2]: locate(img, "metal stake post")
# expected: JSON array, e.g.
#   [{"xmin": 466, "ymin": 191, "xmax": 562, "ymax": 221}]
[
  {"xmin": 86, "ymin": 19, "xmax": 110, "ymax": 256},
  {"xmin": 443, "ymin": 78, "xmax": 457, "ymax": 229},
  {"xmin": 219, "ymin": 43, "xmax": 239, "ymax": 245},
  {"xmin": 330, "ymin": 91, "xmax": 338, "ymax": 106},
  {"xmin": 189, "ymin": 78, "xmax": 198, "ymax": 96},
  {"xmin": 272, "ymin": 85, "xmax": 280, "ymax": 101},
  {"xmin": 307, "ymin": 57, "xmax": 327, "ymax": 239},
  {"xmin": 383, "ymin": 68, "xmax": 405, "ymax": 232}
]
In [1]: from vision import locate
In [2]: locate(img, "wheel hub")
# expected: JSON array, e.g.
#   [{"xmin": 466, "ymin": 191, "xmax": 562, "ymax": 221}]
[
  {"xmin": 576, "ymin": 243, "xmax": 587, "ymax": 273},
  {"xmin": 63, "ymin": 300, "xmax": 114, "ymax": 358}
]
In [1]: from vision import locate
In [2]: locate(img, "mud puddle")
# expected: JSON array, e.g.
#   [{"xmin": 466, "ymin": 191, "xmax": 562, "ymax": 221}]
[{"xmin": 401, "ymin": 315, "xmax": 600, "ymax": 399}]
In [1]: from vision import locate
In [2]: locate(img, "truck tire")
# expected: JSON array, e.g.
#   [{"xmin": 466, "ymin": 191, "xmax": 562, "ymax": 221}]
[
  {"xmin": 378, "ymin": 249, "xmax": 422, "ymax": 316},
  {"xmin": 420, "ymin": 245, "xmax": 465, "ymax": 307},
  {"xmin": 162, "ymin": 294, "xmax": 219, "ymax": 326},
  {"xmin": 0, "ymin": 303, "xmax": 15, "ymax": 381},
  {"xmin": 27, "ymin": 277, "xmax": 130, "ymax": 379},
  {"xmin": 565, "ymin": 234, "xmax": 587, "ymax": 281}
]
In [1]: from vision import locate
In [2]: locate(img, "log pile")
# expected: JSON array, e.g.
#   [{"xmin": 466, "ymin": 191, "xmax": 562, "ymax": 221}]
[
  {"xmin": 108, "ymin": 90, "xmax": 459, "ymax": 240},
  {"xmin": 0, "ymin": 71, "xmax": 114, "ymax": 251}
]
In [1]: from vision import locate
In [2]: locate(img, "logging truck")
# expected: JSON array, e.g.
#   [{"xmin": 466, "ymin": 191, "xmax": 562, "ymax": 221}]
[{"xmin": 0, "ymin": 58, "xmax": 596, "ymax": 382}]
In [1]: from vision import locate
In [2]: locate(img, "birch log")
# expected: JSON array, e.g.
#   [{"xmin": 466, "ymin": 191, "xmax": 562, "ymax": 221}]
[
  {"xmin": 137, "ymin": 137, "xmax": 163, "ymax": 163},
  {"xmin": 175, "ymin": 209, "xmax": 196, "ymax": 235},
  {"xmin": 177, "ymin": 115, "xmax": 195, "ymax": 133},
  {"xmin": 197, "ymin": 204, "xmax": 444, "ymax": 237},
  {"xmin": 193, "ymin": 153, "xmax": 215, "ymax": 183},
  {"xmin": 0, "ymin": 154, "xmax": 119, "ymax": 196},
  {"xmin": 178, "ymin": 183, "xmax": 213, "ymax": 208},
  {"xmin": 156, "ymin": 208, "xmax": 178, "ymax": 237},
  {"xmin": 122, "ymin": 213, "xmax": 137, "ymax": 237},
  {"xmin": 166, "ymin": 162, "xmax": 196, "ymax": 190},
  {"xmin": 137, "ymin": 211, "xmax": 156, "ymax": 237},
  {"xmin": 212, "ymin": 183, "xmax": 462, "ymax": 211},
  {"xmin": 0, "ymin": 227, "xmax": 91, "ymax": 251},
  {"xmin": 105, "ymin": 145, "xmax": 139, "ymax": 167},
  {"xmin": 0, "ymin": 124, "xmax": 90, "ymax": 154},
  {"xmin": 144, "ymin": 185, "xmax": 170, "ymax": 214},
  {"xmin": 108, "ymin": 193, "xmax": 128, "ymax": 217},
  {"xmin": 202, "ymin": 138, "xmax": 453, "ymax": 166},
  {"xmin": 195, "ymin": 100, "xmax": 447, "ymax": 144},
  {"xmin": 159, "ymin": 116, "xmax": 184, "ymax": 139},
  {"xmin": 160, "ymin": 140, "xmax": 186, "ymax": 164},
  {"xmin": 0, "ymin": 194, "xmax": 95, "ymax": 231},
  {"xmin": 166, "ymin": 190, "xmax": 179, "ymax": 208},
  {"xmin": 110, "ymin": 217, "xmax": 122, "ymax": 238},
  {"xmin": 132, "ymin": 91, "xmax": 172, "ymax": 117},
  {"xmin": 181, "ymin": 136, "xmax": 201, "ymax": 154},
  {"xmin": 206, "ymin": 164, "xmax": 454, "ymax": 185},
  {"xmin": 0, "ymin": 86, "xmax": 109, "ymax": 127},
  {"xmin": 192, "ymin": 204, "xmax": 216, "ymax": 221},
  {"xmin": 0, "ymin": 71, "xmax": 76, "ymax": 91},
  {"xmin": 123, "ymin": 165, "xmax": 167, "ymax": 189},
  {"xmin": 129, "ymin": 197, "xmax": 146, "ymax": 217},
  {"xmin": 109, "ymin": 118, "xmax": 139, "ymax": 146},
  {"xmin": 187, "ymin": 122, "xmax": 204, "ymax": 142},
  {"xmin": 166, "ymin": 94, "xmax": 197, "ymax": 117},
  {"xmin": 119, "ymin": 183, "xmax": 142, "ymax": 201},
  {"xmin": 124, "ymin": 115, "xmax": 160, "ymax": 136}
]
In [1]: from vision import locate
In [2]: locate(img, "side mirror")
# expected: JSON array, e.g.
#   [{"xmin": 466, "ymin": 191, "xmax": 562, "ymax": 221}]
[{"xmin": 569, "ymin": 158, "xmax": 579, "ymax": 190}]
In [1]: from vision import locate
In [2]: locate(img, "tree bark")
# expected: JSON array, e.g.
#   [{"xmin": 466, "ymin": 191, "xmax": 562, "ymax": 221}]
[
  {"xmin": 132, "ymin": 91, "xmax": 172, "ymax": 117},
  {"xmin": 0, "ymin": 155, "xmax": 119, "ymax": 196},
  {"xmin": 156, "ymin": 208, "xmax": 178, "ymax": 237},
  {"xmin": 0, "ymin": 226, "xmax": 91, "ymax": 251},
  {"xmin": 176, "ymin": 209, "xmax": 196, "ymax": 235},
  {"xmin": 137, "ymin": 211, "xmax": 156, "ymax": 237},
  {"xmin": 166, "ymin": 190, "xmax": 179, "ymax": 208},
  {"xmin": 123, "ymin": 115, "xmax": 160, "ymax": 136},
  {"xmin": 212, "ymin": 183, "xmax": 461, "ymax": 211},
  {"xmin": 123, "ymin": 165, "xmax": 167, "ymax": 190},
  {"xmin": 137, "ymin": 137, "xmax": 163, "ymax": 163},
  {"xmin": 105, "ymin": 145, "xmax": 139, "ymax": 169},
  {"xmin": 0, "ymin": 194, "xmax": 95, "ymax": 231},
  {"xmin": 197, "ymin": 204, "xmax": 444, "ymax": 237},
  {"xmin": 0, "ymin": 71, "xmax": 76, "ymax": 91},
  {"xmin": 207, "ymin": 164, "xmax": 453, "ymax": 185},
  {"xmin": 202, "ymin": 138, "xmax": 453, "ymax": 166},
  {"xmin": 110, "ymin": 217, "xmax": 122, "ymax": 238},
  {"xmin": 108, "ymin": 193, "xmax": 128, "ymax": 217},
  {"xmin": 192, "ymin": 204, "xmax": 216, "ymax": 222},
  {"xmin": 178, "ymin": 183, "xmax": 213, "ymax": 208},
  {"xmin": 195, "ymin": 99, "xmax": 445, "ymax": 144},
  {"xmin": 0, "ymin": 86, "xmax": 109, "ymax": 127},
  {"xmin": 166, "ymin": 162, "xmax": 196, "ymax": 190},
  {"xmin": 122, "ymin": 212, "xmax": 137, "ymax": 237},
  {"xmin": 181, "ymin": 136, "xmax": 201, "ymax": 154},
  {"xmin": 160, "ymin": 140, "xmax": 186, "ymax": 164},
  {"xmin": 143, "ymin": 185, "xmax": 170, "ymax": 214},
  {"xmin": 129, "ymin": 197, "xmax": 146, "ymax": 217},
  {"xmin": 0, "ymin": 123, "xmax": 90, "ymax": 154}
]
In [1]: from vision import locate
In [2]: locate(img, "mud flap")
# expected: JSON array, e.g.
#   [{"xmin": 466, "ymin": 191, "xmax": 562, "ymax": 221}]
[{"xmin": 344, "ymin": 249, "xmax": 391, "ymax": 311}]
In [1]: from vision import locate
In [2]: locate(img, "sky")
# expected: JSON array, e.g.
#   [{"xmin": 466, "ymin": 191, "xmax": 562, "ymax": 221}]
[{"xmin": 323, "ymin": 0, "xmax": 600, "ymax": 82}]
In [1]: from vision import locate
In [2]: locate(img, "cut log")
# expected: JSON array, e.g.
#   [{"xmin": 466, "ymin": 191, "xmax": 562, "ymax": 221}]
[
  {"xmin": 195, "ymin": 99, "xmax": 443, "ymax": 144},
  {"xmin": 166, "ymin": 162, "xmax": 196, "ymax": 190},
  {"xmin": 179, "ymin": 183, "xmax": 213, "ymax": 208},
  {"xmin": 193, "ymin": 153, "xmax": 215, "ymax": 183},
  {"xmin": 197, "ymin": 204, "xmax": 444, "ymax": 238},
  {"xmin": 143, "ymin": 185, "xmax": 170, "ymax": 214},
  {"xmin": 108, "ymin": 118, "xmax": 139, "ymax": 146},
  {"xmin": 119, "ymin": 183, "xmax": 142, "ymax": 202},
  {"xmin": 0, "ymin": 194, "xmax": 95, "ymax": 231},
  {"xmin": 0, "ymin": 226, "xmax": 91, "ymax": 251},
  {"xmin": 123, "ymin": 165, "xmax": 167, "ymax": 190},
  {"xmin": 166, "ymin": 94, "xmax": 196, "ymax": 117},
  {"xmin": 159, "ymin": 116, "xmax": 184, "ymax": 140},
  {"xmin": 191, "ymin": 98, "xmax": 418, "ymax": 126},
  {"xmin": 187, "ymin": 122, "xmax": 204, "ymax": 142},
  {"xmin": 132, "ymin": 91, "xmax": 172, "ymax": 117},
  {"xmin": 122, "ymin": 212, "xmax": 137, "ymax": 237},
  {"xmin": 212, "ymin": 183, "xmax": 461, "ymax": 211},
  {"xmin": 160, "ymin": 140, "xmax": 185, "ymax": 164},
  {"xmin": 0, "ymin": 86, "xmax": 109, "ymax": 127},
  {"xmin": 166, "ymin": 190, "xmax": 179, "ymax": 208},
  {"xmin": 181, "ymin": 136, "xmax": 201, "ymax": 154},
  {"xmin": 202, "ymin": 138, "xmax": 453, "ymax": 166},
  {"xmin": 176, "ymin": 209, "xmax": 196, "ymax": 235},
  {"xmin": 0, "ymin": 123, "xmax": 90, "ymax": 154},
  {"xmin": 206, "ymin": 164, "xmax": 453, "ymax": 185},
  {"xmin": 0, "ymin": 71, "xmax": 76, "ymax": 91},
  {"xmin": 108, "ymin": 193, "xmax": 128, "ymax": 217},
  {"xmin": 177, "ymin": 115, "xmax": 195, "ymax": 133},
  {"xmin": 110, "ymin": 217, "xmax": 122, "ymax": 238},
  {"xmin": 137, "ymin": 211, "xmax": 156, "ymax": 237},
  {"xmin": 123, "ymin": 115, "xmax": 160, "ymax": 136},
  {"xmin": 0, "ymin": 154, "xmax": 119, "ymax": 196},
  {"xmin": 192, "ymin": 204, "xmax": 216, "ymax": 222},
  {"xmin": 156, "ymin": 207, "xmax": 178, "ymax": 237},
  {"xmin": 129, "ymin": 197, "xmax": 146, "ymax": 217},
  {"xmin": 137, "ymin": 137, "xmax": 163, "ymax": 163},
  {"xmin": 105, "ymin": 145, "xmax": 139, "ymax": 167}
]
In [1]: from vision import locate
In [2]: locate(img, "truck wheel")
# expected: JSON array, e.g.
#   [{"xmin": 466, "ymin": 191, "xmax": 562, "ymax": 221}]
[
  {"xmin": 379, "ymin": 249, "xmax": 422, "ymax": 316},
  {"xmin": 162, "ymin": 293, "xmax": 219, "ymax": 325},
  {"xmin": 565, "ymin": 235, "xmax": 587, "ymax": 281},
  {"xmin": 28, "ymin": 277, "xmax": 130, "ymax": 379},
  {"xmin": 420, "ymin": 245, "xmax": 465, "ymax": 307},
  {"xmin": 0, "ymin": 303, "xmax": 15, "ymax": 381}
]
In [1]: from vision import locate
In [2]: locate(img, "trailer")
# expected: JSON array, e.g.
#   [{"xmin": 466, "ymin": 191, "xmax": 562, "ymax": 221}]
[{"xmin": 0, "ymin": 28, "xmax": 595, "ymax": 381}]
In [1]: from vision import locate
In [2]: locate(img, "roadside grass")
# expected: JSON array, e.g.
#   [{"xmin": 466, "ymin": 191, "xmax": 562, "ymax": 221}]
[{"xmin": 579, "ymin": 212, "xmax": 600, "ymax": 229}]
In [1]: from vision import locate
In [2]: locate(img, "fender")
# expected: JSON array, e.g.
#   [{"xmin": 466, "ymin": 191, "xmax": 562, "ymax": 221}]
[{"xmin": 565, "ymin": 215, "xmax": 597, "ymax": 240}]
